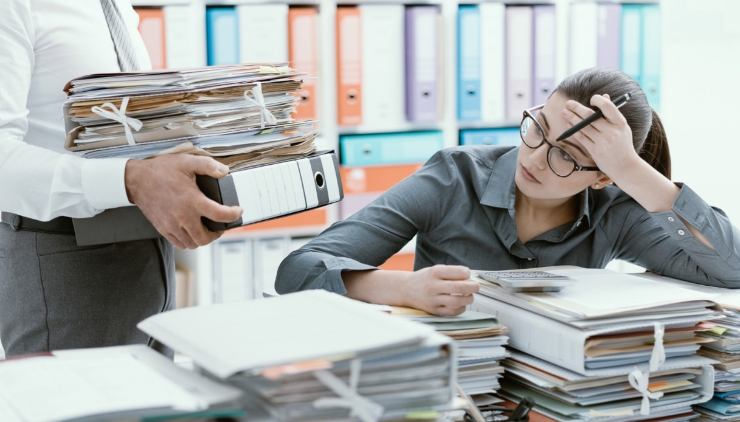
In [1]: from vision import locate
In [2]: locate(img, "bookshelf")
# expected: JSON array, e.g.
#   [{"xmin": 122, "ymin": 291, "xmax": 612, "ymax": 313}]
[{"xmin": 130, "ymin": 0, "xmax": 660, "ymax": 305}]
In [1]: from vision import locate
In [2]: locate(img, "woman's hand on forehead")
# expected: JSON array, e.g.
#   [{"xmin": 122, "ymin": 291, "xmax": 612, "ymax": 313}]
[{"xmin": 560, "ymin": 94, "xmax": 641, "ymax": 181}]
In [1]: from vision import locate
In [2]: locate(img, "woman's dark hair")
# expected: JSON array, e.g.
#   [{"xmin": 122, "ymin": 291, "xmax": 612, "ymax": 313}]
[{"xmin": 555, "ymin": 68, "xmax": 671, "ymax": 179}]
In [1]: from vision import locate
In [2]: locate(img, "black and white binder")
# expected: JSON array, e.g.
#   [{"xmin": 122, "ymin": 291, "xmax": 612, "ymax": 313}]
[
  {"xmin": 197, "ymin": 150, "xmax": 342, "ymax": 231},
  {"xmin": 72, "ymin": 151, "xmax": 343, "ymax": 246}
]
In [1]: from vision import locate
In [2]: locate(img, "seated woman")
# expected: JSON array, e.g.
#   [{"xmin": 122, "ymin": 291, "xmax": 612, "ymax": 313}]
[{"xmin": 276, "ymin": 68, "xmax": 740, "ymax": 315}]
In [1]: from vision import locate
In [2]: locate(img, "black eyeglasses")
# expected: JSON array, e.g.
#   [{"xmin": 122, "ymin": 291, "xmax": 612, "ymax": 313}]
[{"xmin": 520, "ymin": 105, "xmax": 600, "ymax": 178}]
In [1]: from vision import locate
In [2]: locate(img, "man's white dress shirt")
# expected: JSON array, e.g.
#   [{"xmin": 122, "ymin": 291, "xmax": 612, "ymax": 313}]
[{"xmin": 0, "ymin": 0, "xmax": 151, "ymax": 220}]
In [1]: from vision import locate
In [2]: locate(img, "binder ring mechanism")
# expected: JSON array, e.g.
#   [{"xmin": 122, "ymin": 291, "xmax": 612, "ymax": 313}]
[
  {"xmin": 314, "ymin": 171, "xmax": 326, "ymax": 190},
  {"xmin": 313, "ymin": 359, "xmax": 384, "ymax": 422},
  {"xmin": 628, "ymin": 322, "xmax": 667, "ymax": 416},
  {"xmin": 91, "ymin": 97, "xmax": 142, "ymax": 146},
  {"xmin": 243, "ymin": 82, "xmax": 278, "ymax": 128}
]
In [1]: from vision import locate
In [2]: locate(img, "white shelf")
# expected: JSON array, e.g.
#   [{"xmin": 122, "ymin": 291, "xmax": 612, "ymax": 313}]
[
  {"xmin": 458, "ymin": 0, "xmax": 556, "ymax": 4},
  {"xmin": 457, "ymin": 120, "xmax": 521, "ymax": 129},
  {"xmin": 132, "ymin": 0, "xmax": 193, "ymax": 6},
  {"xmin": 338, "ymin": 123, "xmax": 444, "ymax": 135},
  {"xmin": 159, "ymin": 0, "xmax": 659, "ymax": 304},
  {"xmin": 572, "ymin": 0, "xmax": 658, "ymax": 4},
  {"xmin": 337, "ymin": 0, "xmax": 443, "ymax": 5},
  {"xmin": 205, "ymin": 0, "xmax": 321, "ymax": 5},
  {"xmin": 338, "ymin": 120, "xmax": 521, "ymax": 135}
]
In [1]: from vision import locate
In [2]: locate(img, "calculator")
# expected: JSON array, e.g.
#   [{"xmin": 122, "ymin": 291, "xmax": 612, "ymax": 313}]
[{"xmin": 477, "ymin": 270, "xmax": 573, "ymax": 292}]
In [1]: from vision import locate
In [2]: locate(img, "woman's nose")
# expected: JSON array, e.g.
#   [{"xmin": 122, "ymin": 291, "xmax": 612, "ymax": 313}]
[{"xmin": 530, "ymin": 142, "xmax": 549, "ymax": 170}]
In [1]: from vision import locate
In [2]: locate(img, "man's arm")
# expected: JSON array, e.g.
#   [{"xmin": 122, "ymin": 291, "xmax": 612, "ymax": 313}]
[{"xmin": 0, "ymin": 0, "xmax": 241, "ymax": 248}]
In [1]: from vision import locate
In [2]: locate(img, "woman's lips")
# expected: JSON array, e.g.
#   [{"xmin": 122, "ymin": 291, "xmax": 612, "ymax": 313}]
[{"xmin": 520, "ymin": 164, "xmax": 541, "ymax": 184}]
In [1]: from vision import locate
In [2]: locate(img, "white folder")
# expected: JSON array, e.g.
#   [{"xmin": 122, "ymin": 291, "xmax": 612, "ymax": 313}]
[
  {"xmin": 505, "ymin": 6, "xmax": 533, "ymax": 120},
  {"xmin": 360, "ymin": 4, "xmax": 406, "ymax": 128},
  {"xmin": 138, "ymin": 290, "xmax": 441, "ymax": 379},
  {"xmin": 568, "ymin": 2, "xmax": 598, "ymax": 73},
  {"xmin": 237, "ymin": 4, "xmax": 289, "ymax": 63},
  {"xmin": 533, "ymin": 5, "xmax": 556, "ymax": 105},
  {"xmin": 254, "ymin": 237, "xmax": 290, "ymax": 297},
  {"xmin": 290, "ymin": 236, "xmax": 312, "ymax": 252},
  {"xmin": 635, "ymin": 272, "xmax": 740, "ymax": 311},
  {"xmin": 213, "ymin": 239, "xmax": 254, "ymax": 303},
  {"xmin": 473, "ymin": 293, "xmax": 717, "ymax": 375},
  {"xmin": 474, "ymin": 267, "xmax": 720, "ymax": 327},
  {"xmin": 480, "ymin": 3, "xmax": 506, "ymax": 123},
  {"xmin": 164, "ymin": 5, "xmax": 205, "ymax": 68}
]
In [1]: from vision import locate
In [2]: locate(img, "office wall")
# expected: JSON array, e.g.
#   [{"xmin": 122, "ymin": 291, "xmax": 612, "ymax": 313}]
[{"xmin": 662, "ymin": 0, "xmax": 740, "ymax": 224}]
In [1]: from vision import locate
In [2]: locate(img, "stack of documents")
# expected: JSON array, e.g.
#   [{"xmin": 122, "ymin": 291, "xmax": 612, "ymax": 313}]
[
  {"xmin": 0, "ymin": 345, "xmax": 242, "ymax": 422},
  {"xmin": 471, "ymin": 267, "xmax": 720, "ymax": 421},
  {"xmin": 699, "ymin": 383, "xmax": 740, "ymax": 421},
  {"xmin": 389, "ymin": 307, "xmax": 509, "ymax": 417},
  {"xmin": 698, "ymin": 308, "xmax": 740, "ymax": 420},
  {"xmin": 62, "ymin": 64, "xmax": 344, "ymax": 245},
  {"xmin": 63, "ymin": 64, "xmax": 318, "ymax": 170},
  {"xmin": 138, "ymin": 290, "xmax": 457, "ymax": 421},
  {"xmin": 501, "ymin": 351, "xmax": 709, "ymax": 422},
  {"xmin": 632, "ymin": 274, "xmax": 740, "ymax": 421}
]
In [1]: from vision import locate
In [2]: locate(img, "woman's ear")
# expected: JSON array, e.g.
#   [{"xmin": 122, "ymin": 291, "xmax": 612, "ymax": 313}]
[{"xmin": 591, "ymin": 174, "xmax": 614, "ymax": 190}]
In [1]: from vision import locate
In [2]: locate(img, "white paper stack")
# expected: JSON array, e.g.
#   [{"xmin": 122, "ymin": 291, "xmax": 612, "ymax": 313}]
[
  {"xmin": 62, "ymin": 64, "xmax": 318, "ymax": 171},
  {"xmin": 471, "ymin": 267, "xmax": 721, "ymax": 421},
  {"xmin": 138, "ymin": 290, "xmax": 457, "ymax": 421},
  {"xmin": 0, "ymin": 345, "xmax": 242, "ymax": 422},
  {"xmin": 388, "ymin": 307, "xmax": 509, "ymax": 419}
]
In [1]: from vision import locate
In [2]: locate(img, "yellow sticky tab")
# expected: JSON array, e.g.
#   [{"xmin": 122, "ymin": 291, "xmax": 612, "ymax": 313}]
[
  {"xmin": 258, "ymin": 65, "xmax": 279, "ymax": 74},
  {"xmin": 709, "ymin": 326, "xmax": 728, "ymax": 335},
  {"xmin": 404, "ymin": 410, "xmax": 439, "ymax": 420}
]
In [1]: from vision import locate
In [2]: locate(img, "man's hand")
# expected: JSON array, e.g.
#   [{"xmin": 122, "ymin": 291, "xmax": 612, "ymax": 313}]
[{"xmin": 124, "ymin": 154, "xmax": 243, "ymax": 249}]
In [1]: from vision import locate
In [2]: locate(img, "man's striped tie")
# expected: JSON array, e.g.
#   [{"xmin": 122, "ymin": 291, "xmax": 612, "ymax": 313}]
[{"xmin": 99, "ymin": 0, "xmax": 141, "ymax": 72}]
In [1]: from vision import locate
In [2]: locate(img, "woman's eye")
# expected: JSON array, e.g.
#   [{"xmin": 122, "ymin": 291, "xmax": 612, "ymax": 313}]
[{"xmin": 559, "ymin": 149, "xmax": 575, "ymax": 162}]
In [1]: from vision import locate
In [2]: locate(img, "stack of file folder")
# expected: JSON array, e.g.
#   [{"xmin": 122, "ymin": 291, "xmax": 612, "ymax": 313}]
[
  {"xmin": 471, "ymin": 267, "xmax": 720, "ymax": 421},
  {"xmin": 698, "ymin": 306, "xmax": 740, "ymax": 420},
  {"xmin": 137, "ymin": 290, "xmax": 458, "ymax": 421},
  {"xmin": 61, "ymin": 64, "xmax": 343, "ymax": 245},
  {"xmin": 0, "ymin": 345, "xmax": 242, "ymax": 422},
  {"xmin": 63, "ymin": 64, "xmax": 316, "ymax": 168},
  {"xmin": 632, "ymin": 274, "xmax": 740, "ymax": 421},
  {"xmin": 389, "ymin": 307, "xmax": 510, "ymax": 418}
]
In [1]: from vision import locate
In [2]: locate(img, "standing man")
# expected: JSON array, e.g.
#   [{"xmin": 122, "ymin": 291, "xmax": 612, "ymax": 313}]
[{"xmin": 0, "ymin": 0, "xmax": 242, "ymax": 356}]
